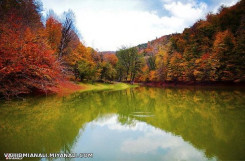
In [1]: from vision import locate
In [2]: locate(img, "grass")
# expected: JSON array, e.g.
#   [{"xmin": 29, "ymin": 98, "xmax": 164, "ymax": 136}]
[
  {"xmin": 77, "ymin": 82, "xmax": 138, "ymax": 92},
  {"xmin": 55, "ymin": 81, "xmax": 138, "ymax": 96}
]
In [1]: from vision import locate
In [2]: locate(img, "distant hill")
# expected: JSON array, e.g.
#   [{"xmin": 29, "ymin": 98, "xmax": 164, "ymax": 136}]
[
  {"xmin": 100, "ymin": 51, "xmax": 116, "ymax": 55},
  {"xmin": 137, "ymin": 34, "xmax": 174, "ymax": 55}
]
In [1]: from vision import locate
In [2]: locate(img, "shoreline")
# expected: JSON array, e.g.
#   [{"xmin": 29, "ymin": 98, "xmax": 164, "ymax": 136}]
[
  {"xmin": 0, "ymin": 82, "xmax": 137, "ymax": 100},
  {"xmin": 2, "ymin": 81, "xmax": 244, "ymax": 100},
  {"xmin": 139, "ymin": 81, "xmax": 245, "ymax": 88}
]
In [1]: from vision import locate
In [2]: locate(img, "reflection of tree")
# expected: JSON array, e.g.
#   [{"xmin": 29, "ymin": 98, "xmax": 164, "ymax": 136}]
[
  {"xmin": 0, "ymin": 87, "xmax": 244, "ymax": 160},
  {"xmin": 117, "ymin": 115, "xmax": 135, "ymax": 126},
  {"xmin": 122, "ymin": 87, "xmax": 245, "ymax": 160},
  {"xmin": 0, "ymin": 92, "xmax": 113, "ymax": 160}
]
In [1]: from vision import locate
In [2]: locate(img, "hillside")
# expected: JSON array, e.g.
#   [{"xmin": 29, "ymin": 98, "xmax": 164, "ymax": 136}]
[{"xmin": 134, "ymin": 0, "xmax": 245, "ymax": 83}]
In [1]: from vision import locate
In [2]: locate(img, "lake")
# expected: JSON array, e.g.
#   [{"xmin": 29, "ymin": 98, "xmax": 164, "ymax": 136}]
[{"xmin": 0, "ymin": 86, "xmax": 244, "ymax": 161}]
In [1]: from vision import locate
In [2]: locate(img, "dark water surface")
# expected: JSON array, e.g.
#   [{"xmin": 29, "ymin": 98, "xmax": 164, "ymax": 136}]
[{"xmin": 0, "ymin": 86, "xmax": 244, "ymax": 161}]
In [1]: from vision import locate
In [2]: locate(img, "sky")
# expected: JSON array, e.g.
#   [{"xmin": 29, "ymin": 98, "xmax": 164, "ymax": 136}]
[{"xmin": 41, "ymin": 0, "xmax": 240, "ymax": 51}]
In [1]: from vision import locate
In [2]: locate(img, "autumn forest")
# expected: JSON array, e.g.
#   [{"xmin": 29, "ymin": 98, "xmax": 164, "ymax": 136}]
[{"xmin": 0, "ymin": 0, "xmax": 244, "ymax": 98}]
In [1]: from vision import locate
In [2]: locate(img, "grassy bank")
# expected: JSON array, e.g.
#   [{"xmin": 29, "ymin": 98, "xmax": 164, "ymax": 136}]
[
  {"xmin": 57, "ymin": 82, "xmax": 138, "ymax": 96},
  {"xmin": 78, "ymin": 82, "xmax": 138, "ymax": 92}
]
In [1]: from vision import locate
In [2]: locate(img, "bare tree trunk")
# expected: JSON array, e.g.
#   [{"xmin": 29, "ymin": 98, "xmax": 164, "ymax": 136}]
[{"xmin": 58, "ymin": 17, "xmax": 73, "ymax": 59}]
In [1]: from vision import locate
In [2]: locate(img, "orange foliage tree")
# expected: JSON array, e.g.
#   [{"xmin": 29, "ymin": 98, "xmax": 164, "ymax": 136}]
[{"xmin": 45, "ymin": 16, "xmax": 62, "ymax": 52}]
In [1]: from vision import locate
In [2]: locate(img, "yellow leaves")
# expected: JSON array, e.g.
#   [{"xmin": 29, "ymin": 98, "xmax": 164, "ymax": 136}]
[
  {"xmin": 149, "ymin": 70, "xmax": 157, "ymax": 82},
  {"xmin": 213, "ymin": 30, "xmax": 235, "ymax": 52},
  {"xmin": 179, "ymin": 62, "xmax": 185, "ymax": 67},
  {"xmin": 170, "ymin": 52, "xmax": 182, "ymax": 65},
  {"xmin": 45, "ymin": 16, "xmax": 62, "ymax": 51},
  {"xmin": 195, "ymin": 58, "xmax": 202, "ymax": 64},
  {"xmin": 62, "ymin": 42, "xmax": 91, "ymax": 66},
  {"xmin": 193, "ymin": 70, "xmax": 201, "ymax": 77}
]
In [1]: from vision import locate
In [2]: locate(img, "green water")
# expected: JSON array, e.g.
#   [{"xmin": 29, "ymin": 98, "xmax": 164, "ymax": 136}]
[{"xmin": 0, "ymin": 86, "xmax": 244, "ymax": 161}]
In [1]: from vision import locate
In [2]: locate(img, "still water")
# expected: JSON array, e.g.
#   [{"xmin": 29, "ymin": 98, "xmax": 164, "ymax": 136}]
[{"xmin": 0, "ymin": 86, "xmax": 244, "ymax": 161}]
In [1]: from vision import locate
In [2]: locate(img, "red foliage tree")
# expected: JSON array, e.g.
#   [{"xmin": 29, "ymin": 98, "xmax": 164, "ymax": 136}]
[{"xmin": 0, "ymin": 15, "xmax": 63, "ymax": 98}]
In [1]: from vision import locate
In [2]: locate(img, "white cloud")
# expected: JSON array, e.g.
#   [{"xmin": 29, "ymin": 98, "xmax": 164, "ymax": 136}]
[
  {"xmin": 89, "ymin": 114, "xmax": 216, "ymax": 161},
  {"xmin": 41, "ymin": 0, "xmax": 239, "ymax": 51},
  {"xmin": 91, "ymin": 114, "xmax": 150, "ymax": 132},
  {"xmin": 164, "ymin": 1, "xmax": 207, "ymax": 23},
  {"xmin": 210, "ymin": 0, "xmax": 240, "ymax": 13}
]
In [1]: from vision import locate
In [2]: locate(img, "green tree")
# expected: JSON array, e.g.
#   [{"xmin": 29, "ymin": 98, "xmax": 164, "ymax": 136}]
[
  {"xmin": 116, "ymin": 47, "xmax": 143, "ymax": 83},
  {"xmin": 77, "ymin": 59, "xmax": 98, "ymax": 82},
  {"xmin": 99, "ymin": 62, "xmax": 116, "ymax": 82}
]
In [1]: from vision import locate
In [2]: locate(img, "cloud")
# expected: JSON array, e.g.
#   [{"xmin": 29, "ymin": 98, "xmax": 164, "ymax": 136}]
[
  {"xmin": 41, "ymin": 0, "xmax": 240, "ymax": 51},
  {"xmin": 209, "ymin": 0, "xmax": 240, "ymax": 13},
  {"xmin": 89, "ymin": 114, "xmax": 215, "ymax": 161},
  {"xmin": 91, "ymin": 114, "xmax": 151, "ymax": 132},
  {"xmin": 164, "ymin": 1, "xmax": 207, "ymax": 22}
]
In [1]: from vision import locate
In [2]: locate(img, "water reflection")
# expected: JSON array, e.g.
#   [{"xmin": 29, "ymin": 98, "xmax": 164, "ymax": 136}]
[
  {"xmin": 0, "ymin": 87, "xmax": 244, "ymax": 160},
  {"xmin": 69, "ymin": 115, "xmax": 216, "ymax": 161}
]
